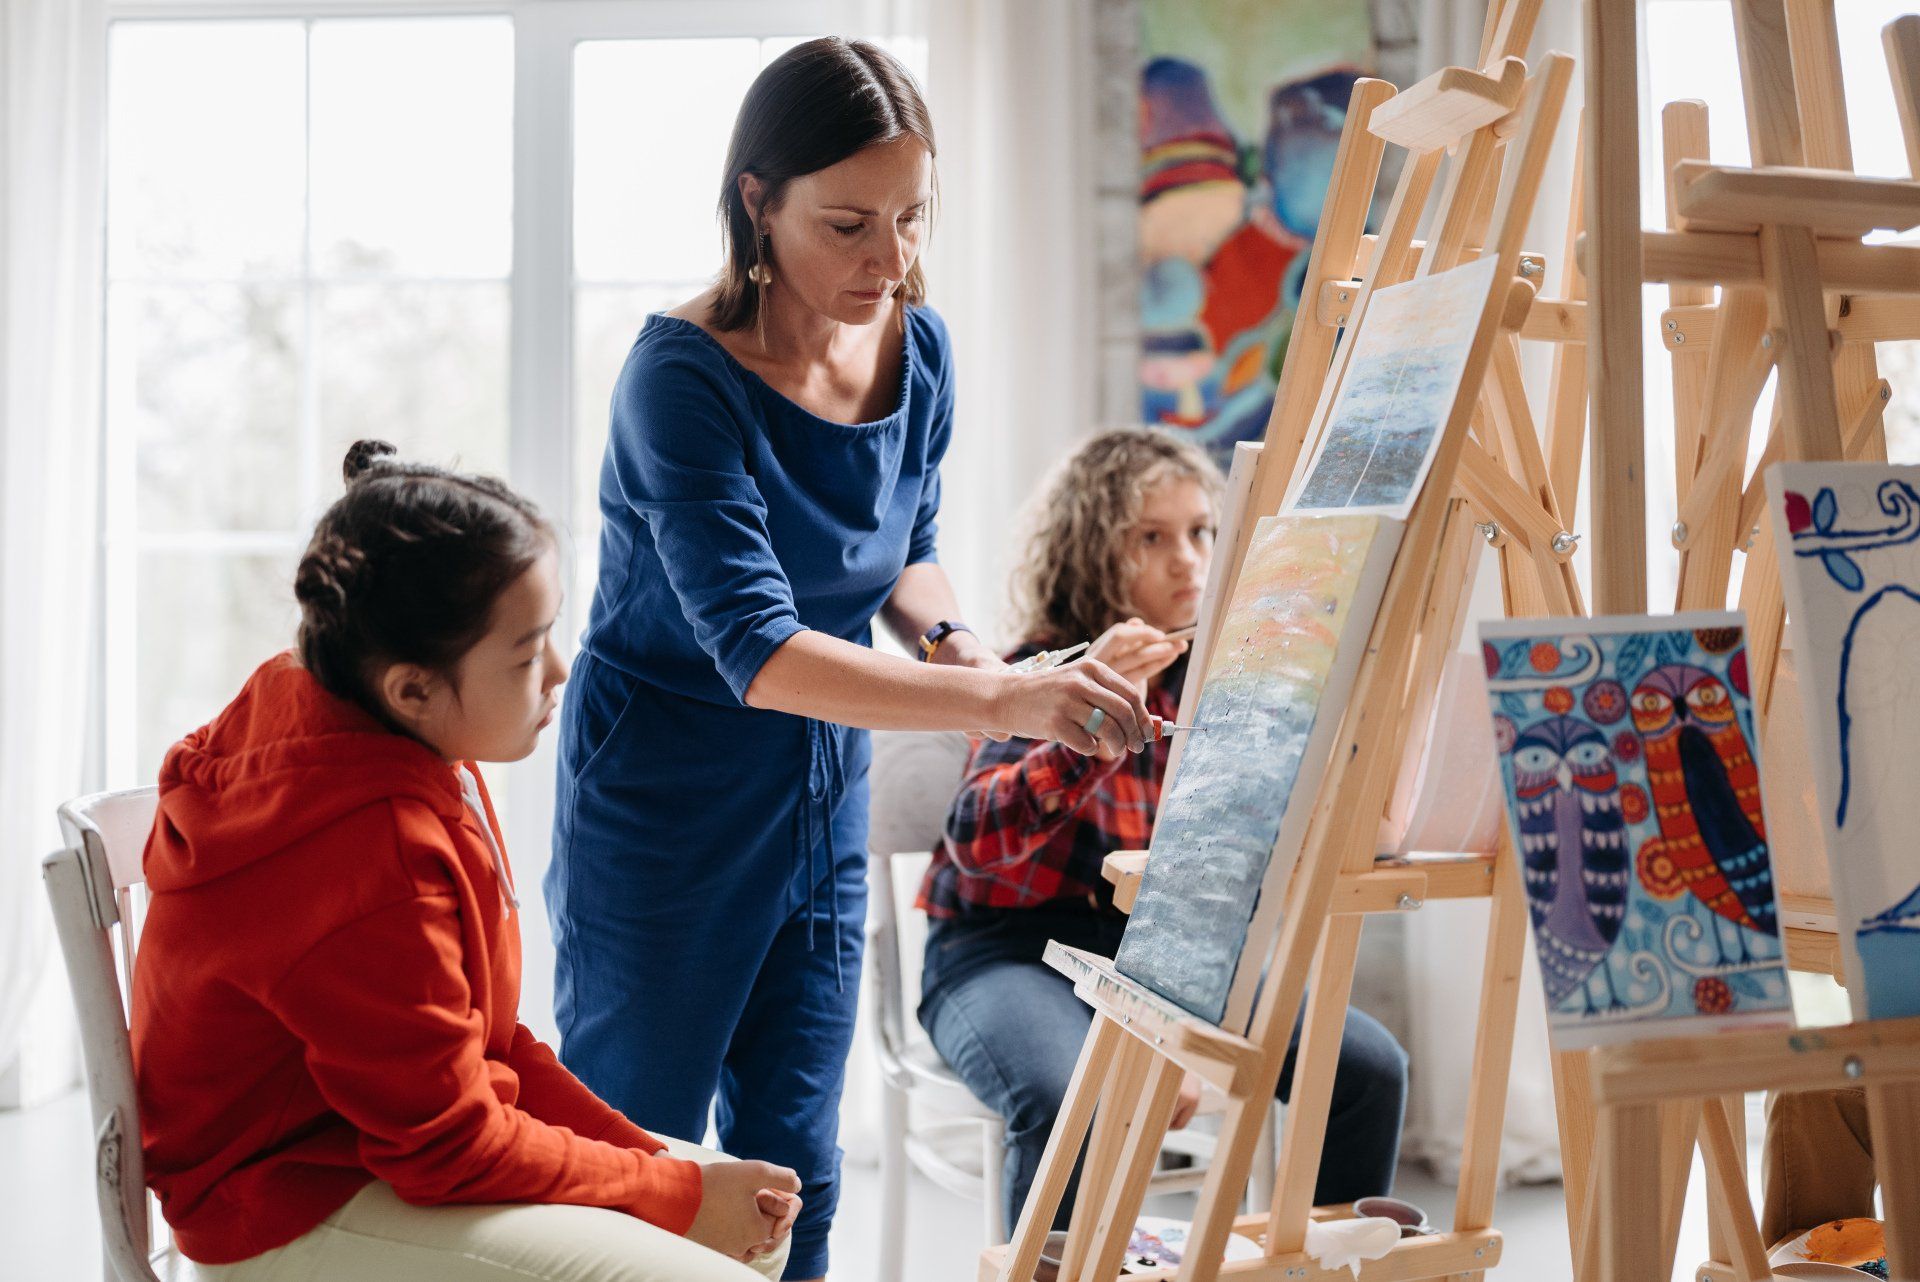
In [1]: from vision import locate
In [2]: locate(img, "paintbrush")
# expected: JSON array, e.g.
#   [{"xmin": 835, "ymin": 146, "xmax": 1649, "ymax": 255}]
[
  {"xmin": 1155, "ymin": 721, "xmax": 1208, "ymax": 735},
  {"xmin": 1162, "ymin": 624, "xmax": 1200, "ymax": 643}
]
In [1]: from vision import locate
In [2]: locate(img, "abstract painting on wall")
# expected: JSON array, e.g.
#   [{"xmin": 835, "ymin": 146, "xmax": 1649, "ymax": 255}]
[
  {"xmin": 1769, "ymin": 462, "xmax": 1920, "ymax": 1021},
  {"xmin": 1479, "ymin": 613, "xmax": 1793, "ymax": 1049},
  {"xmin": 1139, "ymin": 0, "xmax": 1371, "ymax": 463},
  {"xmin": 1116, "ymin": 513, "xmax": 1402, "ymax": 1028},
  {"xmin": 1287, "ymin": 257, "xmax": 1500, "ymax": 519}
]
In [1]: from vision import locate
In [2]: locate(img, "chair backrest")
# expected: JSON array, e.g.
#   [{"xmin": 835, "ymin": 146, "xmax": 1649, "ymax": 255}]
[
  {"xmin": 44, "ymin": 787, "xmax": 162, "ymax": 1282},
  {"xmin": 865, "ymin": 731, "xmax": 971, "ymax": 1067}
]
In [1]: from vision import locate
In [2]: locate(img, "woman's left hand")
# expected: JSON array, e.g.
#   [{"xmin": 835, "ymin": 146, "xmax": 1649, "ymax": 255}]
[{"xmin": 929, "ymin": 630, "xmax": 1005, "ymax": 673}]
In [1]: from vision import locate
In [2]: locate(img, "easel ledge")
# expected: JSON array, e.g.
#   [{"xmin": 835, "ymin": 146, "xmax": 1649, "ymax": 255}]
[
  {"xmin": 1591, "ymin": 1014, "xmax": 1920, "ymax": 1105},
  {"xmin": 1101, "ymin": 850, "xmax": 1498, "ymax": 917}
]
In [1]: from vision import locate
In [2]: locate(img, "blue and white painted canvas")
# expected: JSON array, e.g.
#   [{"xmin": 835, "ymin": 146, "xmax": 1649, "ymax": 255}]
[
  {"xmin": 1769, "ymin": 463, "xmax": 1920, "ymax": 1022},
  {"xmin": 1287, "ymin": 256, "xmax": 1499, "ymax": 519},
  {"xmin": 1479, "ymin": 612, "xmax": 1793, "ymax": 1050},
  {"xmin": 1115, "ymin": 513, "xmax": 1402, "ymax": 1028}
]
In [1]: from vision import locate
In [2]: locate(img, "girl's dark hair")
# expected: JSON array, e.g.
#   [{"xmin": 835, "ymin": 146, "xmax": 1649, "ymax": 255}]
[
  {"xmin": 711, "ymin": 37, "xmax": 935, "ymax": 333},
  {"xmin": 294, "ymin": 439, "xmax": 552, "ymax": 720}
]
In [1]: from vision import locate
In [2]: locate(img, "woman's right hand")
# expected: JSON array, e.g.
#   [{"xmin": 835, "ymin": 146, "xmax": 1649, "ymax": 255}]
[
  {"xmin": 990, "ymin": 658, "xmax": 1153, "ymax": 759},
  {"xmin": 684, "ymin": 1158, "xmax": 802, "ymax": 1262}
]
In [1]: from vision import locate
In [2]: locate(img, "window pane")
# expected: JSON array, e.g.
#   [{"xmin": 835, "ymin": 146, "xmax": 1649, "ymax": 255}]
[
  {"xmin": 311, "ymin": 18, "xmax": 514, "ymax": 277},
  {"xmin": 108, "ymin": 21, "xmax": 305, "ymax": 278},
  {"xmin": 317, "ymin": 282, "xmax": 510, "ymax": 482},
  {"xmin": 137, "ymin": 551, "xmax": 299, "ymax": 778},
  {"xmin": 572, "ymin": 39, "xmax": 761, "ymax": 282},
  {"xmin": 569, "ymin": 285, "xmax": 693, "ymax": 606},
  {"xmin": 109, "ymin": 285, "xmax": 303, "ymax": 534}
]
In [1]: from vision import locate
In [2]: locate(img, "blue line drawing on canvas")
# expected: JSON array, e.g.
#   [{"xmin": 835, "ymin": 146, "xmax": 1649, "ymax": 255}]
[
  {"xmin": 1857, "ymin": 883, "xmax": 1920, "ymax": 1019},
  {"xmin": 1480, "ymin": 616, "xmax": 1792, "ymax": 1047},
  {"xmin": 1776, "ymin": 469, "xmax": 1920, "ymax": 1019},
  {"xmin": 1787, "ymin": 479, "xmax": 1920, "ymax": 824}
]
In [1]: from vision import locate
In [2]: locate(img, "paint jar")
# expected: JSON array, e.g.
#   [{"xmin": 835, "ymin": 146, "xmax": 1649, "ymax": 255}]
[{"xmin": 1351, "ymin": 1196, "xmax": 1433, "ymax": 1238}]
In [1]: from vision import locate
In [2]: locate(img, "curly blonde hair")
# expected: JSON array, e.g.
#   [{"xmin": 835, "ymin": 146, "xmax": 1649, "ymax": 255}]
[{"xmin": 1008, "ymin": 429, "xmax": 1225, "ymax": 646}]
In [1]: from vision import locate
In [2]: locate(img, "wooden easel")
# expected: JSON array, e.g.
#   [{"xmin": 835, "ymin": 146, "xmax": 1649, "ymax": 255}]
[
  {"xmin": 982, "ymin": 11, "xmax": 1585, "ymax": 1280},
  {"xmin": 1575, "ymin": 3, "xmax": 1920, "ymax": 1279}
]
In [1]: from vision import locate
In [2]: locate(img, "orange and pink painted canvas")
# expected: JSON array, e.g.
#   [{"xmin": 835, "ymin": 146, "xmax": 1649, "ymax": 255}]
[{"xmin": 1116, "ymin": 512, "xmax": 1402, "ymax": 1027}]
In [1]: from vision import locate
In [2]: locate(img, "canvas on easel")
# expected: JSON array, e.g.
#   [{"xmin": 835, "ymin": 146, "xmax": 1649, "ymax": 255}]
[
  {"xmin": 1769, "ymin": 462, "xmax": 1920, "ymax": 1021},
  {"xmin": 1286, "ymin": 257, "xmax": 1502, "ymax": 519},
  {"xmin": 1114, "ymin": 512, "xmax": 1402, "ymax": 1027},
  {"xmin": 1479, "ymin": 612, "xmax": 1793, "ymax": 1049}
]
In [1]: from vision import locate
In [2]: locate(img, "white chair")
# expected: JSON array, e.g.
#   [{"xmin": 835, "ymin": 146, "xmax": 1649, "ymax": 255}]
[
  {"xmin": 42, "ymin": 786, "xmax": 170, "ymax": 1282},
  {"xmin": 863, "ymin": 733, "xmax": 1277, "ymax": 1282}
]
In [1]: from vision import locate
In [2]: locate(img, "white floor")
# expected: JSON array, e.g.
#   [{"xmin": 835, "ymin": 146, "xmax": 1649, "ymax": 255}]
[{"xmin": 2, "ymin": 1086, "xmax": 1759, "ymax": 1282}]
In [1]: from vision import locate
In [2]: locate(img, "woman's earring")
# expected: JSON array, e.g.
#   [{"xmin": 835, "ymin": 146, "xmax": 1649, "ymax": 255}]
[{"xmin": 748, "ymin": 232, "xmax": 773, "ymax": 286}]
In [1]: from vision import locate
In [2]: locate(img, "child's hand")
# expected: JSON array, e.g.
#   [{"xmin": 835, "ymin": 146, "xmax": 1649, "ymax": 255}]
[
  {"xmin": 1088, "ymin": 618, "xmax": 1187, "ymax": 689},
  {"xmin": 1170, "ymin": 1071, "xmax": 1204, "ymax": 1130},
  {"xmin": 742, "ymin": 1188, "xmax": 802, "ymax": 1262},
  {"xmin": 684, "ymin": 1159, "xmax": 801, "ymax": 1262}
]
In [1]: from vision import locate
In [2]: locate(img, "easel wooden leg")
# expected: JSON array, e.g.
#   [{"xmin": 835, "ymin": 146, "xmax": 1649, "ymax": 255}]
[
  {"xmin": 1703, "ymin": 1092, "xmax": 1747, "ymax": 1271},
  {"xmin": 1080, "ymin": 1057, "xmax": 1184, "ymax": 1282},
  {"xmin": 1000, "ymin": 1016, "xmax": 1123, "ymax": 1282},
  {"xmin": 1865, "ymin": 1079, "xmax": 1920, "ymax": 1281},
  {"xmin": 1453, "ymin": 829, "xmax": 1530, "ymax": 1272},
  {"xmin": 1060, "ymin": 1034, "xmax": 1151, "ymax": 1281},
  {"xmin": 1265, "ymin": 916, "xmax": 1364, "ymax": 1253},
  {"xmin": 1556, "ymin": 1045, "xmax": 1601, "ymax": 1280},
  {"xmin": 1656, "ymin": 1099, "xmax": 1704, "ymax": 1271},
  {"xmin": 1600, "ymin": 1102, "xmax": 1665, "ymax": 1282},
  {"xmin": 1699, "ymin": 1095, "xmax": 1770, "ymax": 1282}
]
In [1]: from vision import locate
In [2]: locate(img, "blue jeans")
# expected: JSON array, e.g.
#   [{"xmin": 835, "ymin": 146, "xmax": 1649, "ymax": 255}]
[{"xmin": 920, "ymin": 956, "xmax": 1408, "ymax": 1232}]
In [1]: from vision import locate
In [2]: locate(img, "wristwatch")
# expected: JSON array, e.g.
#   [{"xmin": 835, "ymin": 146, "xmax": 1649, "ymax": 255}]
[{"xmin": 918, "ymin": 620, "xmax": 975, "ymax": 662}]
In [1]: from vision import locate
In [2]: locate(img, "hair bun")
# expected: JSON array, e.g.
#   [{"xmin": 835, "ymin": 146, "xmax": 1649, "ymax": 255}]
[
  {"xmin": 293, "ymin": 535, "xmax": 366, "ymax": 618},
  {"xmin": 342, "ymin": 439, "xmax": 398, "ymax": 484}
]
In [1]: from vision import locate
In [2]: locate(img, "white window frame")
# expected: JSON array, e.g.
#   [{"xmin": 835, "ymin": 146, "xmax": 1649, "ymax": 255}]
[{"xmin": 100, "ymin": 0, "xmax": 847, "ymax": 866}]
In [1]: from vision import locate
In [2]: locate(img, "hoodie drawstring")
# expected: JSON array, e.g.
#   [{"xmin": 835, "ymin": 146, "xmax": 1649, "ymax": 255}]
[
  {"xmin": 792, "ymin": 718, "xmax": 848, "ymax": 992},
  {"xmin": 460, "ymin": 765, "xmax": 520, "ymax": 914}
]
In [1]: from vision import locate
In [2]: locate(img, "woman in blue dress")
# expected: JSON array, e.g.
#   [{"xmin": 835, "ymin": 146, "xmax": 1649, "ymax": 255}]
[{"xmin": 548, "ymin": 39, "xmax": 1152, "ymax": 1281}]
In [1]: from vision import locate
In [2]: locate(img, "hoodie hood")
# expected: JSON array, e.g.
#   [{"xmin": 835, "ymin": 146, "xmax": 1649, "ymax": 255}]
[{"xmin": 147, "ymin": 651, "xmax": 465, "ymax": 891}]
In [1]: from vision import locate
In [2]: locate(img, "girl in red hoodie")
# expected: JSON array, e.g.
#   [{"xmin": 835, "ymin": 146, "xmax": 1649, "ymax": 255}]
[{"xmin": 132, "ymin": 441, "xmax": 798, "ymax": 1282}]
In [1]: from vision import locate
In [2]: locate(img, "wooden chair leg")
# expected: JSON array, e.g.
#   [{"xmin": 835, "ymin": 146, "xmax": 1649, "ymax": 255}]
[{"xmin": 879, "ymin": 1083, "xmax": 909, "ymax": 1282}]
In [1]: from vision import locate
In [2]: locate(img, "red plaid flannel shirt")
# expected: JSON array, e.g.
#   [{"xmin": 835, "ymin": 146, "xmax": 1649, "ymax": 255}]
[{"xmin": 917, "ymin": 646, "xmax": 1181, "ymax": 917}]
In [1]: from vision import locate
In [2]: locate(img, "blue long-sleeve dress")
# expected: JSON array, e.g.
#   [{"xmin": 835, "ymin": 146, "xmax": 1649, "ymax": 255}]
[{"xmin": 547, "ymin": 306, "xmax": 952, "ymax": 1280}]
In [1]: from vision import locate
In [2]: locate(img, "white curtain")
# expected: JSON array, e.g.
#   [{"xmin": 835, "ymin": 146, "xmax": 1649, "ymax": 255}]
[
  {"xmin": 832, "ymin": 0, "xmax": 1103, "ymax": 1166},
  {"xmin": 917, "ymin": 0, "xmax": 1101, "ymax": 644},
  {"xmin": 0, "ymin": 0, "xmax": 108, "ymax": 1108},
  {"xmin": 1395, "ymin": 0, "xmax": 1584, "ymax": 1186}
]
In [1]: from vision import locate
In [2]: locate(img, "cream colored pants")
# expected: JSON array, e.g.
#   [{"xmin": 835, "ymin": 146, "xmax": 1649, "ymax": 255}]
[{"xmin": 199, "ymin": 1138, "xmax": 788, "ymax": 1282}]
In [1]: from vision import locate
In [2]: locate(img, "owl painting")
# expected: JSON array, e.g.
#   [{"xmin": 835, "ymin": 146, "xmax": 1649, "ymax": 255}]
[
  {"xmin": 1631, "ymin": 663, "xmax": 1778, "ymax": 961},
  {"xmin": 1483, "ymin": 614, "xmax": 1793, "ymax": 1049},
  {"xmin": 1508, "ymin": 715, "xmax": 1631, "ymax": 1011}
]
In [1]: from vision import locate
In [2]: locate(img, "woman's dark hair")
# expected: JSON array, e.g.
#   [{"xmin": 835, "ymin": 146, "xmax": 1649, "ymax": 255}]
[
  {"xmin": 294, "ymin": 439, "xmax": 552, "ymax": 720},
  {"xmin": 711, "ymin": 37, "xmax": 936, "ymax": 332}
]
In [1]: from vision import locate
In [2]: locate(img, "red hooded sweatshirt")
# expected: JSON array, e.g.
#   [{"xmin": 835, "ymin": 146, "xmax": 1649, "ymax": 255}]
[{"xmin": 131, "ymin": 652, "xmax": 702, "ymax": 1264}]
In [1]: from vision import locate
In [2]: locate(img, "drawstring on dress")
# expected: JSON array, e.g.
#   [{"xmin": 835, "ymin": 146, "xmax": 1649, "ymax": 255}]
[{"xmin": 791, "ymin": 718, "xmax": 849, "ymax": 991}]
